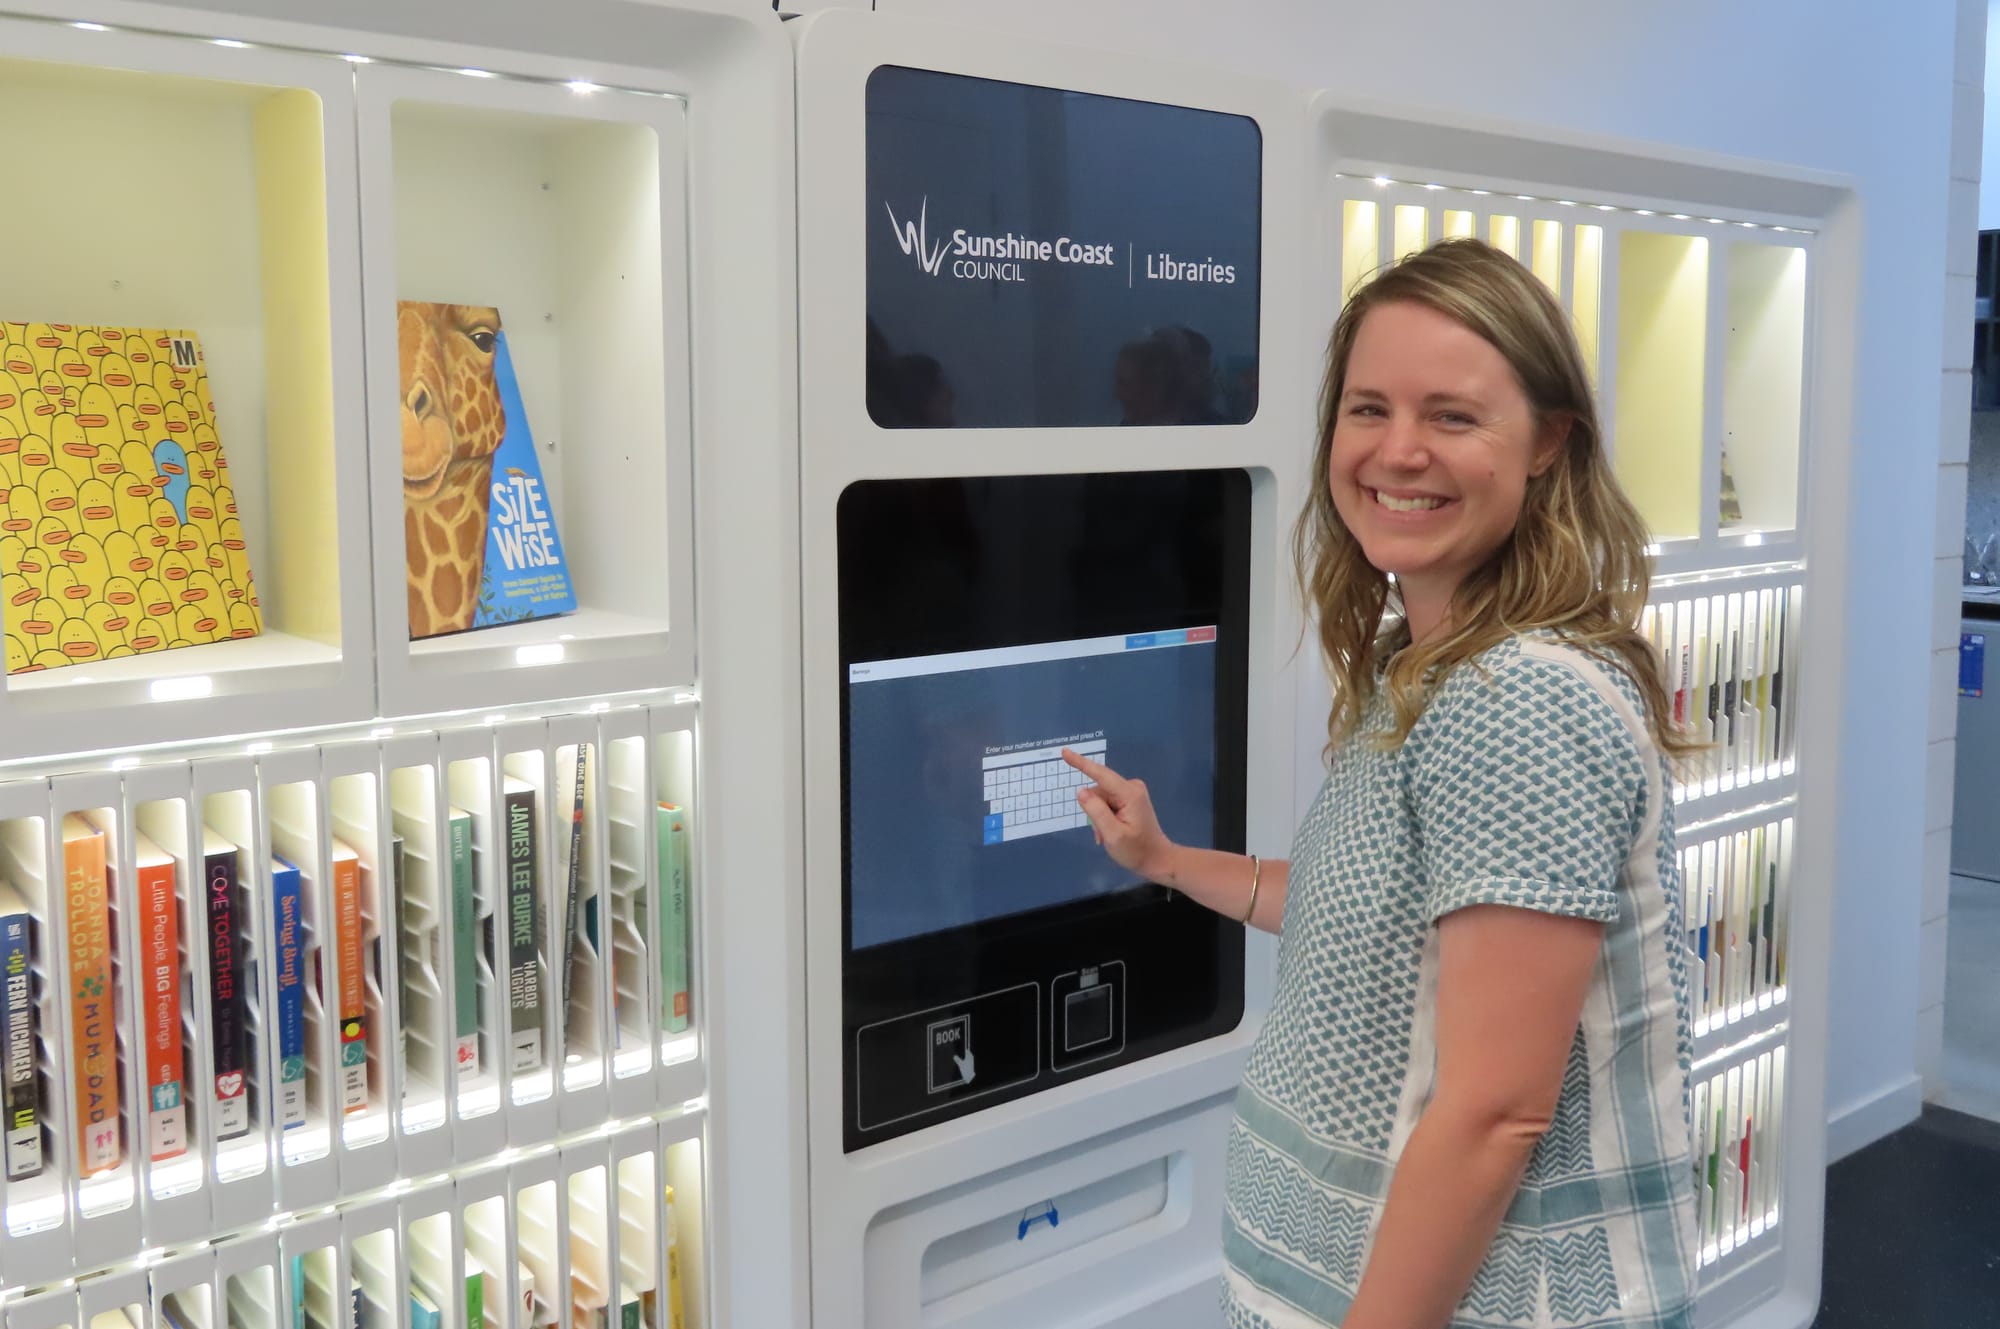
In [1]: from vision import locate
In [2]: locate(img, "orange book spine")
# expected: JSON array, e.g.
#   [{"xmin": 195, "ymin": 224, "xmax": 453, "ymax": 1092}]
[
  {"xmin": 63, "ymin": 821, "xmax": 119, "ymax": 1176},
  {"xmin": 333, "ymin": 851, "xmax": 368, "ymax": 1114},
  {"xmin": 135, "ymin": 856, "xmax": 186, "ymax": 1161}
]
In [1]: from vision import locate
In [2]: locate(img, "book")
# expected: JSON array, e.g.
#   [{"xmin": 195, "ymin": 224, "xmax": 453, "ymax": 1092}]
[
  {"xmin": 517, "ymin": 1259, "xmax": 539, "ymax": 1327},
  {"xmin": 464, "ymin": 1249, "xmax": 490, "ymax": 1328},
  {"xmin": 388, "ymin": 831, "xmax": 410, "ymax": 1101},
  {"xmin": 130, "ymin": 830, "xmax": 186, "ymax": 1160},
  {"xmin": 204, "ymin": 828, "xmax": 250, "ymax": 1140},
  {"xmin": 664, "ymin": 1182, "xmax": 687, "ymax": 1329},
  {"xmin": 657, "ymin": 804, "xmax": 691, "ymax": 1035},
  {"xmin": 562, "ymin": 745, "xmax": 589, "ymax": 1018},
  {"xmin": 272, "ymin": 855, "xmax": 307, "ymax": 1129},
  {"xmin": 330, "ymin": 839, "xmax": 368, "ymax": 1113},
  {"xmin": 409, "ymin": 1285, "xmax": 442, "ymax": 1329},
  {"xmin": 397, "ymin": 303, "xmax": 576, "ymax": 640},
  {"xmin": 448, "ymin": 807, "xmax": 480, "ymax": 1076},
  {"xmin": 0, "ymin": 877, "xmax": 40, "ymax": 1179},
  {"xmin": 62, "ymin": 814, "xmax": 120, "ymax": 1176},
  {"xmin": 504, "ymin": 778, "xmax": 544, "ymax": 1073},
  {"xmin": 0, "ymin": 323, "xmax": 262, "ymax": 673},
  {"xmin": 617, "ymin": 1283, "xmax": 644, "ymax": 1329}
]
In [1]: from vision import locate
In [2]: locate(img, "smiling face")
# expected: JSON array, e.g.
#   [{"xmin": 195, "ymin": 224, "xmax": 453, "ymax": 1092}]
[{"xmin": 1327, "ymin": 300, "xmax": 1560, "ymax": 640}]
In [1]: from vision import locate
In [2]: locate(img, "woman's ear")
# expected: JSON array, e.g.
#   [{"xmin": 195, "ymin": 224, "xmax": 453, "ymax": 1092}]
[{"xmin": 1529, "ymin": 413, "xmax": 1571, "ymax": 478}]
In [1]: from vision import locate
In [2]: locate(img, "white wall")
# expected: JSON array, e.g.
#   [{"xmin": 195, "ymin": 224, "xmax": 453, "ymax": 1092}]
[
  {"xmin": 874, "ymin": 0, "xmax": 1960, "ymax": 1154},
  {"xmin": 1983, "ymin": 0, "xmax": 2000, "ymax": 228}
]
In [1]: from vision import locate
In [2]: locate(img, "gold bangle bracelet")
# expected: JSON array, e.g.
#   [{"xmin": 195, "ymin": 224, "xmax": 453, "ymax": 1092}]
[{"xmin": 1242, "ymin": 853, "xmax": 1261, "ymax": 925}]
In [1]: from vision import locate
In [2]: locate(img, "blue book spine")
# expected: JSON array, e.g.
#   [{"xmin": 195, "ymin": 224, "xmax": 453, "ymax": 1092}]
[
  {"xmin": 409, "ymin": 1287, "xmax": 443, "ymax": 1329},
  {"xmin": 272, "ymin": 857, "xmax": 306, "ymax": 1129}
]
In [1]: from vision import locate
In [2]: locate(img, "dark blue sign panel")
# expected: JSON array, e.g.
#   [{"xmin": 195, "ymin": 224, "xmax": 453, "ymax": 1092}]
[
  {"xmin": 865, "ymin": 66, "xmax": 1263, "ymax": 429},
  {"xmin": 1963, "ymin": 632, "xmax": 1985, "ymax": 698}
]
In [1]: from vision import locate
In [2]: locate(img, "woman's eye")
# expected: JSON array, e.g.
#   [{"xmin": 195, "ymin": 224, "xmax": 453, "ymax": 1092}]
[
  {"xmin": 1348, "ymin": 403, "xmax": 1384, "ymax": 418},
  {"xmin": 1437, "ymin": 411, "xmax": 1475, "ymax": 427}
]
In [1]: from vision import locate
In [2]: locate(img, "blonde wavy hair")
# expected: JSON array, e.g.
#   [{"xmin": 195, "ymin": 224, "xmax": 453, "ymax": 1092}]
[{"xmin": 1293, "ymin": 237, "xmax": 1698, "ymax": 761}]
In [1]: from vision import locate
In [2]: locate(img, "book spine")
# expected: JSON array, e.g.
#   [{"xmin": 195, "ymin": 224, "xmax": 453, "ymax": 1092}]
[
  {"xmin": 408, "ymin": 1290, "xmax": 442, "ymax": 1329},
  {"xmin": 66, "ymin": 828, "xmax": 120, "ymax": 1176},
  {"xmin": 449, "ymin": 812, "xmax": 479, "ymax": 1075},
  {"xmin": 1, "ymin": 909, "xmax": 40, "ymax": 1178},
  {"xmin": 658, "ymin": 806, "xmax": 690, "ymax": 1035},
  {"xmin": 562, "ymin": 746, "xmax": 588, "ymax": 1016},
  {"xmin": 466, "ymin": 1269, "xmax": 484, "ymax": 1329},
  {"xmin": 333, "ymin": 852, "xmax": 368, "ymax": 1113},
  {"xmin": 136, "ymin": 857, "xmax": 187, "ymax": 1161},
  {"xmin": 207, "ymin": 846, "xmax": 250, "ymax": 1140},
  {"xmin": 664, "ymin": 1182, "xmax": 687, "ymax": 1329},
  {"xmin": 272, "ymin": 861, "xmax": 306, "ymax": 1129},
  {"xmin": 505, "ymin": 787, "xmax": 543, "ymax": 1073}
]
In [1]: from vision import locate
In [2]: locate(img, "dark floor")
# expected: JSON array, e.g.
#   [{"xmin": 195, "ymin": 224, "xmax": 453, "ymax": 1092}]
[{"xmin": 1812, "ymin": 1106, "xmax": 2000, "ymax": 1327}]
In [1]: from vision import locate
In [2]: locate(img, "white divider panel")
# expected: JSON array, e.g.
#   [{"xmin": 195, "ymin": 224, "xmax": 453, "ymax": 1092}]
[
  {"xmin": 277, "ymin": 1208, "xmax": 345, "ymax": 1329},
  {"xmin": 344, "ymin": 1196, "xmax": 405, "ymax": 1329},
  {"xmin": 213, "ymin": 1227, "xmax": 282, "ymax": 1329},
  {"xmin": 0, "ymin": 776, "xmax": 71, "ymax": 1286},
  {"xmin": 494, "ymin": 718, "xmax": 559, "ymax": 1145},
  {"xmin": 563, "ymin": 1137, "xmax": 615, "ymax": 1328},
  {"xmin": 437, "ymin": 725, "xmax": 509, "ymax": 1168},
  {"xmin": 48, "ymin": 771, "xmax": 143, "ymax": 1272},
  {"xmin": 660, "ymin": 1110, "xmax": 709, "ymax": 1329},
  {"xmin": 125, "ymin": 760, "xmax": 212, "ymax": 1244},
  {"xmin": 74, "ymin": 1265, "xmax": 149, "ymax": 1329},
  {"xmin": 259, "ymin": 747, "xmax": 339, "ymax": 1212},
  {"xmin": 323, "ymin": 736, "xmax": 400, "ymax": 1193},
  {"xmin": 185, "ymin": 755, "xmax": 274, "ymax": 1234},
  {"xmin": 609, "ymin": 1119, "xmax": 663, "ymax": 1328},
  {"xmin": 404, "ymin": 1172, "xmax": 463, "ymax": 1329},
  {"xmin": 458, "ymin": 1160, "xmax": 516, "ymax": 1329},
  {"xmin": 383, "ymin": 730, "xmax": 452, "ymax": 1162},
  {"xmin": 647, "ymin": 701, "xmax": 702, "ymax": 1109},
  {"xmin": 147, "ymin": 1245, "xmax": 214, "ymax": 1328},
  {"xmin": 2, "ymin": 1284, "xmax": 76, "ymax": 1329},
  {"xmin": 548, "ymin": 710, "xmax": 611, "ymax": 1133},
  {"xmin": 510, "ymin": 1145, "xmax": 565, "ymax": 1329},
  {"xmin": 599, "ymin": 704, "xmax": 659, "ymax": 1119}
]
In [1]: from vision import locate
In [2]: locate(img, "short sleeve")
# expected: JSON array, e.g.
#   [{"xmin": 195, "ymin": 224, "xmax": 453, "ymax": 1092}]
[{"xmin": 1411, "ymin": 653, "xmax": 1647, "ymax": 926}]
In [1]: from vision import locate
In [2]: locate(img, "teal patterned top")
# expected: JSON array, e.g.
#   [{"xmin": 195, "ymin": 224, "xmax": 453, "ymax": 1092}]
[{"xmin": 1222, "ymin": 635, "xmax": 1697, "ymax": 1329}]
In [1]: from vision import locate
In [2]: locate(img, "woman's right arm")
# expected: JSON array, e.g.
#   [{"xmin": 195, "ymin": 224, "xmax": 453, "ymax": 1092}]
[{"xmin": 1062, "ymin": 748, "xmax": 1288, "ymax": 934}]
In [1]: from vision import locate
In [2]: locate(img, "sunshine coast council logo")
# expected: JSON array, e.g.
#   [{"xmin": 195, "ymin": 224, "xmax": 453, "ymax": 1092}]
[
  {"xmin": 885, "ymin": 197, "xmax": 946, "ymax": 276},
  {"xmin": 880, "ymin": 199, "xmax": 1141, "ymax": 284}
]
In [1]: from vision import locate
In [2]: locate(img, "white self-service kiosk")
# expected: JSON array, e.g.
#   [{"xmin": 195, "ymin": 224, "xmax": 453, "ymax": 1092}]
[{"xmin": 796, "ymin": 12, "xmax": 1307, "ymax": 1328}]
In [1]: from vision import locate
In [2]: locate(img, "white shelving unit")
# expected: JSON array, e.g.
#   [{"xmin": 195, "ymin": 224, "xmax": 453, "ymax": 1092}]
[
  {"xmin": 0, "ymin": 1, "xmax": 800, "ymax": 1327},
  {"xmin": 1319, "ymin": 99, "xmax": 1855, "ymax": 1329}
]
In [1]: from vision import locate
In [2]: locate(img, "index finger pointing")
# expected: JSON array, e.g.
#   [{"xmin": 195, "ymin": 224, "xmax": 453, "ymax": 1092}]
[{"xmin": 1061, "ymin": 747, "xmax": 1128, "ymax": 795}]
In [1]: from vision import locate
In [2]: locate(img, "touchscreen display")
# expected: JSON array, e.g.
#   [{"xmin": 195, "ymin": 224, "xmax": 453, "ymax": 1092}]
[
  {"xmin": 865, "ymin": 66, "xmax": 1263, "ymax": 428},
  {"xmin": 846, "ymin": 629, "xmax": 1219, "ymax": 949},
  {"xmin": 838, "ymin": 470, "xmax": 1250, "ymax": 954}
]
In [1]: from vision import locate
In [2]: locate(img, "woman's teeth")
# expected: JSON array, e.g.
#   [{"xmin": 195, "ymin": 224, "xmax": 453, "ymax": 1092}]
[{"xmin": 1376, "ymin": 491, "xmax": 1445, "ymax": 512}]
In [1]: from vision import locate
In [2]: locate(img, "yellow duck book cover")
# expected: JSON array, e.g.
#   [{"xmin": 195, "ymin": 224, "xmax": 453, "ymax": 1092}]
[{"xmin": 0, "ymin": 323, "xmax": 262, "ymax": 674}]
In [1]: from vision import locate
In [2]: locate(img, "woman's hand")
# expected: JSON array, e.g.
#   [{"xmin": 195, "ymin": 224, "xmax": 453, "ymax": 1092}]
[{"xmin": 1062, "ymin": 747, "xmax": 1174, "ymax": 881}]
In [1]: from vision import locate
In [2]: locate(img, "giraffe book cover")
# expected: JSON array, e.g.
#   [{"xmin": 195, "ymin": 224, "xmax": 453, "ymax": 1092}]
[
  {"xmin": 0, "ymin": 323, "xmax": 263, "ymax": 674},
  {"xmin": 398, "ymin": 302, "xmax": 576, "ymax": 641}
]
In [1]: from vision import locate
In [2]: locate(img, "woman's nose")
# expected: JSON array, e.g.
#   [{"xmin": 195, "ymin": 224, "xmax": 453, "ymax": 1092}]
[{"xmin": 1376, "ymin": 414, "xmax": 1430, "ymax": 469}]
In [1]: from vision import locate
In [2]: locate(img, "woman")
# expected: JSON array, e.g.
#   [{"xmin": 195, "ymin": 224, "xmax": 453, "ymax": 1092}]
[{"xmin": 1064, "ymin": 238, "xmax": 1701, "ymax": 1329}]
